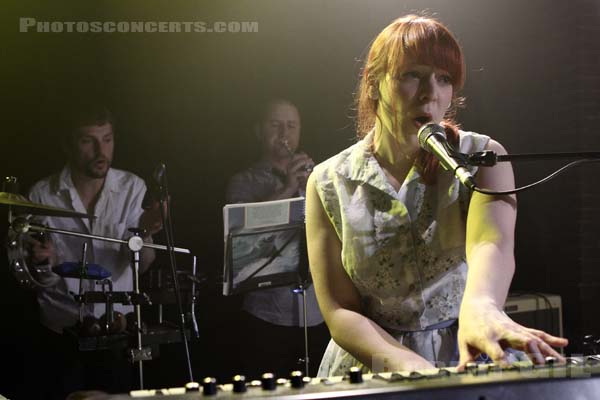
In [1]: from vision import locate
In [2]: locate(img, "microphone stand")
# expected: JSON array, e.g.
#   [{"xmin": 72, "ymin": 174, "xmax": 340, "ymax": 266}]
[
  {"xmin": 418, "ymin": 123, "xmax": 600, "ymax": 194},
  {"xmin": 453, "ymin": 150, "xmax": 600, "ymax": 195},
  {"xmin": 465, "ymin": 150, "xmax": 600, "ymax": 166},
  {"xmin": 155, "ymin": 164, "xmax": 195, "ymax": 384}
]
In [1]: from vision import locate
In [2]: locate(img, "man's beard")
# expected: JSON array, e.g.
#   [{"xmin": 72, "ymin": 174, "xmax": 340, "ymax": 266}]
[{"xmin": 83, "ymin": 158, "xmax": 111, "ymax": 179}]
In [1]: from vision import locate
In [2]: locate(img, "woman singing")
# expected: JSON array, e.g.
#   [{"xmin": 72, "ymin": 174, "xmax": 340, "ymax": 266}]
[{"xmin": 305, "ymin": 14, "xmax": 567, "ymax": 376}]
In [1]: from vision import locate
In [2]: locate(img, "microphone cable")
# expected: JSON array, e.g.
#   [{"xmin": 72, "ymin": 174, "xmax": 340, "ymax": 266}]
[
  {"xmin": 452, "ymin": 148, "xmax": 600, "ymax": 195},
  {"xmin": 472, "ymin": 159, "xmax": 600, "ymax": 196}
]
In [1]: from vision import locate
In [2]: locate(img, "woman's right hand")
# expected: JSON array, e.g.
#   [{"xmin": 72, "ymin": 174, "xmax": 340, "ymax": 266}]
[{"xmin": 285, "ymin": 152, "xmax": 314, "ymax": 193}]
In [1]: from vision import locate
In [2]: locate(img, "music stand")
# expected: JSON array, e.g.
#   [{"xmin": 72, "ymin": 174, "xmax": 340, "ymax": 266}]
[
  {"xmin": 223, "ymin": 197, "xmax": 307, "ymax": 295},
  {"xmin": 222, "ymin": 197, "xmax": 313, "ymax": 374}
]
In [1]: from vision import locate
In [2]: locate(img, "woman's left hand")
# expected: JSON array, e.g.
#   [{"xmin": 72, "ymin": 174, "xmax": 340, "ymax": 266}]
[{"xmin": 457, "ymin": 299, "xmax": 568, "ymax": 369}]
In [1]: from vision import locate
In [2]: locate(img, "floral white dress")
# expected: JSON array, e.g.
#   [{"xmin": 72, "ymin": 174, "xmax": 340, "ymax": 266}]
[{"xmin": 312, "ymin": 130, "xmax": 490, "ymax": 376}]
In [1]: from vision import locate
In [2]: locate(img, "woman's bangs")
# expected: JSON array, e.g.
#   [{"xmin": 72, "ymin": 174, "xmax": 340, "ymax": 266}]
[{"xmin": 390, "ymin": 24, "xmax": 464, "ymax": 89}]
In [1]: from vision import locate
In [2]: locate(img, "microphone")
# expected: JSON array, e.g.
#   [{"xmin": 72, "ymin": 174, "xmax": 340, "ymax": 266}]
[
  {"xmin": 417, "ymin": 123, "xmax": 476, "ymax": 190},
  {"xmin": 142, "ymin": 162, "xmax": 167, "ymax": 209},
  {"xmin": 153, "ymin": 162, "xmax": 166, "ymax": 187}
]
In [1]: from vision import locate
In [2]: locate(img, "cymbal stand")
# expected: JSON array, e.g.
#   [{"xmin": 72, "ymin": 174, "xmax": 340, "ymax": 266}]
[
  {"xmin": 127, "ymin": 229, "xmax": 148, "ymax": 388},
  {"xmin": 10, "ymin": 218, "xmax": 191, "ymax": 254}
]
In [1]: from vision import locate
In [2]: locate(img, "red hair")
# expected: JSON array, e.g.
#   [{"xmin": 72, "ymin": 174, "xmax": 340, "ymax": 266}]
[{"xmin": 356, "ymin": 15, "xmax": 465, "ymax": 185}]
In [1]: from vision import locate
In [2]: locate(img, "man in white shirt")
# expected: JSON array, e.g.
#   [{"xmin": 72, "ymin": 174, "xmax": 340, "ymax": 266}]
[{"xmin": 25, "ymin": 104, "xmax": 164, "ymax": 399}]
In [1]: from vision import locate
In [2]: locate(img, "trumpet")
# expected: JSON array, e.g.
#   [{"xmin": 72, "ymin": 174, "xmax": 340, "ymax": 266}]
[{"xmin": 282, "ymin": 139, "xmax": 313, "ymax": 173}]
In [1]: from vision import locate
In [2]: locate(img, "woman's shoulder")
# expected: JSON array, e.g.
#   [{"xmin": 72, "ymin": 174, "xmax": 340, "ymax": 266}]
[
  {"xmin": 457, "ymin": 129, "xmax": 491, "ymax": 154},
  {"xmin": 312, "ymin": 139, "xmax": 364, "ymax": 179}
]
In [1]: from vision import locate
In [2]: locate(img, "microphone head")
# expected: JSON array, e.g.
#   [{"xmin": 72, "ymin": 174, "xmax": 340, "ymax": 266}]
[
  {"xmin": 153, "ymin": 163, "xmax": 166, "ymax": 185},
  {"xmin": 417, "ymin": 123, "xmax": 446, "ymax": 151}
]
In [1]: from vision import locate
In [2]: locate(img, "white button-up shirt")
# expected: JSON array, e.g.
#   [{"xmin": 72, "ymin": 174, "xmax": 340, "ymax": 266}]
[{"xmin": 29, "ymin": 166, "xmax": 147, "ymax": 333}]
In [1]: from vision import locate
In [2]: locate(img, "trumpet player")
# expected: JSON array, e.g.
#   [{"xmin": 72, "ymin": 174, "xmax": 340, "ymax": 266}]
[
  {"xmin": 226, "ymin": 98, "xmax": 329, "ymax": 379},
  {"xmin": 227, "ymin": 98, "xmax": 315, "ymax": 203}
]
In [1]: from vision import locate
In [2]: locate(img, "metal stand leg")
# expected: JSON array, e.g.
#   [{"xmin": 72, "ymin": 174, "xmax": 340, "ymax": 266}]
[
  {"xmin": 190, "ymin": 256, "xmax": 199, "ymax": 338},
  {"xmin": 302, "ymin": 285, "xmax": 309, "ymax": 376},
  {"xmin": 157, "ymin": 269, "xmax": 163, "ymax": 325},
  {"xmin": 128, "ymin": 232, "xmax": 147, "ymax": 389},
  {"xmin": 295, "ymin": 283, "xmax": 310, "ymax": 376},
  {"xmin": 100, "ymin": 279, "xmax": 114, "ymax": 332},
  {"xmin": 134, "ymin": 249, "xmax": 144, "ymax": 388},
  {"xmin": 78, "ymin": 242, "xmax": 89, "ymax": 323}
]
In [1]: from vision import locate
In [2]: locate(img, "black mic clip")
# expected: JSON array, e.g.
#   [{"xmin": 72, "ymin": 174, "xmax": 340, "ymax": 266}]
[
  {"xmin": 441, "ymin": 140, "xmax": 471, "ymax": 168},
  {"xmin": 466, "ymin": 150, "xmax": 499, "ymax": 167}
]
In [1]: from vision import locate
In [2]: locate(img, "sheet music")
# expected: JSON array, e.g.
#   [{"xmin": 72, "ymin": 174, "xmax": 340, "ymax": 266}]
[{"xmin": 222, "ymin": 197, "xmax": 305, "ymax": 295}]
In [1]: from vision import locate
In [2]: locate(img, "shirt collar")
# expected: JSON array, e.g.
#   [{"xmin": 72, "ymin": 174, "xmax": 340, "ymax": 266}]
[
  {"xmin": 335, "ymin": 131, "xmax": 422, "ymax": 196},
  {"xmin": 56, "ymin": 166, "xmax": 119, "ymax": 194}
]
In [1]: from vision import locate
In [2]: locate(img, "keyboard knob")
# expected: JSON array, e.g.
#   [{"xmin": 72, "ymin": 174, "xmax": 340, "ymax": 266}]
[
  {"xmin": 348, "ymin": 367, "xmax": 363, "ymax": 384},
  {"xmin": 545, "ymin": 356, "xmax": 557, "ymax": 367},
  {"xmin": 201, "ymin": 377, "xmax": 217, "ymax": 396},
  {"xmin": 185, "ymin": 381, "xmax": 200, "ymax": 392},
  {"xmin": 261, "ymin": 372, "xmax": 276, "ymax": 391},
  {"xmin": 478, "ymin": 364, "xmax": 491, "ymax": 375},
  {"xmin": 465, "ymin": 362, "xmax": 478, "ymax": 373},
  {"xmin": 290, "ymin": 371, "xmax": 305, "ymax": 389},
  {"xmin": 232, "ymin": 375, "xmax": 247, "ymax": 393}
]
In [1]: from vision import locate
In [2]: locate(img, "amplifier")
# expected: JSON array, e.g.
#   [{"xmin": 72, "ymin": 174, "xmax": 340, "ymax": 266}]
[{"xmin": 504, "ymin": 292, "xmax": 563, "ymax": 338}]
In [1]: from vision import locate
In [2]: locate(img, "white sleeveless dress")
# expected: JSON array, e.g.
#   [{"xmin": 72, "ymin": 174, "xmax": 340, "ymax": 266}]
[{"xmin": 312, "ymin": 130, "xmax": 490, "ymax": 376}]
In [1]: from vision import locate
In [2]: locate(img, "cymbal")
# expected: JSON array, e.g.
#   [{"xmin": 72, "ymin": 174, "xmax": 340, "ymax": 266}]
[{"xmin": 0, "ymin": 192, "xmax": 95, "ymax": 219}]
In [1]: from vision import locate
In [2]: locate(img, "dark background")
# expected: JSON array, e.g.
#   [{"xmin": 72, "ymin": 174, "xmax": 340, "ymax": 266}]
[{"xmin": 2, "ymin": 0, "xmax": 600, "ymax": 395}]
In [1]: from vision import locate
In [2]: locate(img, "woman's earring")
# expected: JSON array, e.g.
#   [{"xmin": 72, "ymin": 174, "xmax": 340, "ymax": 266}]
[{"xmin": 368, "ymin": 86, "xmax": 379, "ymax": 100}]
